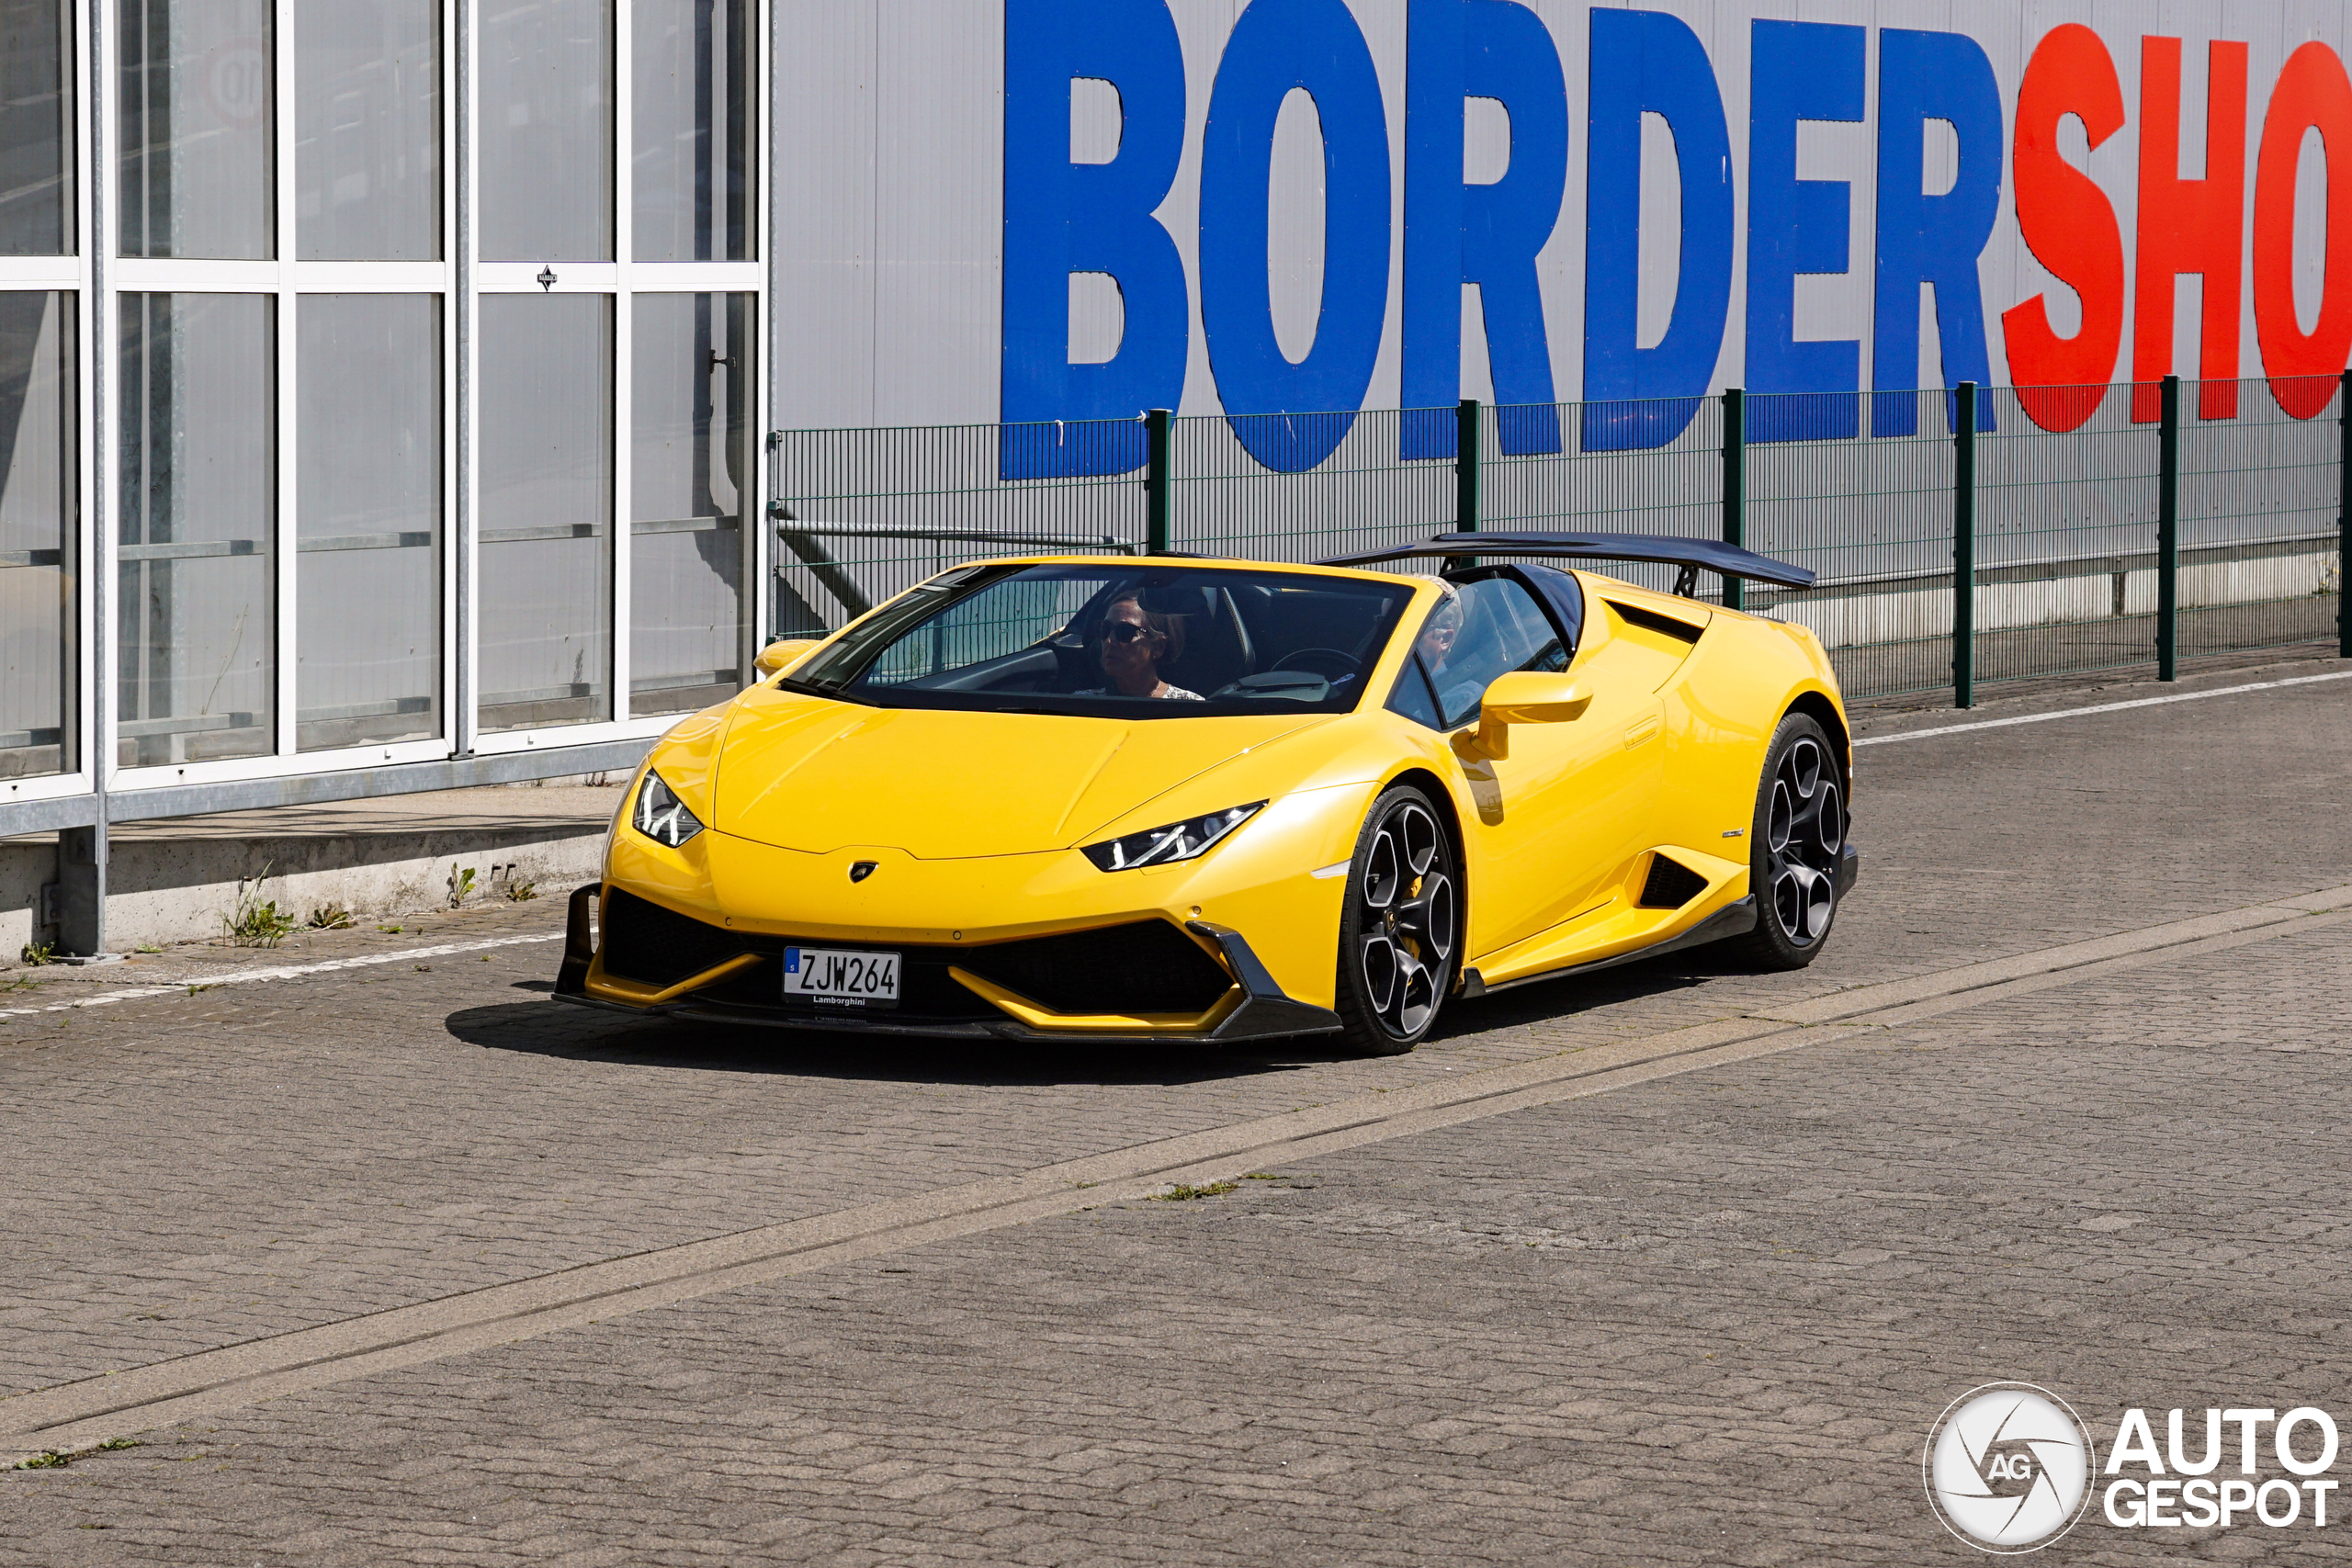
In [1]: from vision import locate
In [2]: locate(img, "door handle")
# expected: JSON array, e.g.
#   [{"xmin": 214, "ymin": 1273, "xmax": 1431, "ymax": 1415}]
[{"xmin": 1623, "ymin": 714, "xmax": 1662, "ymax": 750}]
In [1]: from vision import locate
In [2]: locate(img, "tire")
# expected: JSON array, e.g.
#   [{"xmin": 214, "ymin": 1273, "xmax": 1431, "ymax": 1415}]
[
  {"xmin": 1333, "ymin": 784, "xmax": 1461, "ymax": 1055},
  {"xmin": 1730, "ymin": 713, "xmax": 1849, "ymax": 970}
]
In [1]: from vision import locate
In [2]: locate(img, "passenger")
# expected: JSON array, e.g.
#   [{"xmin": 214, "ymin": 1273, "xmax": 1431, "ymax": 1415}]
[
  {"xmin": 1415, "ymin": 593, "xmax": 1481, "ymax": 719},
  {"xmin": 1077, "ymin": 593, "xmax": 1203, "ymax": 700}
]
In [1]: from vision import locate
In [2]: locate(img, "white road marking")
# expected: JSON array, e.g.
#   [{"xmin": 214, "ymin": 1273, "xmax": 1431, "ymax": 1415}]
[
  {"xmin": 0, "ymin": 933, "xmax": 564, "ymax": 1021},
  {"xmin": 1853, "ymin": 668, "xmax": 2352, "ymax": 747}
]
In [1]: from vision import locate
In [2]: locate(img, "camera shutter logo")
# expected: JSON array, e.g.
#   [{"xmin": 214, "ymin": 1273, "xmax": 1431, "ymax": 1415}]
[{"xmin": 1924, "ymin": 1382, "xmax": 2096, "ymax": 1552}]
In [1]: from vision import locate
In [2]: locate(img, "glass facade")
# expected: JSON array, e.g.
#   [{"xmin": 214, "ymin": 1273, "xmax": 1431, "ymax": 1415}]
[
  {"xmin": 117, "ymin": 292, "xmax": 277, "ymax": 765},
  {"xmin": 633, "ymin": 0, "xmax": 752, "ymax": 262},
  {"xmin": 0, "ymin": 1, "xmax": 761, "ymax": 801},
  {"xmin": 294, "ymin": 0, "xmax": 439, "ymax": 261},
  {"xmin": 296, "ymin": 295, "xmax": 440, "ymax": 750},
  {"xmin": 119, "ymin": 0, "xmax": 277, "ymax": 260},
  {"xmin": 0, "ymin": 290, "xmax": 74, "ymax": 777},
  {"xmin": 631, "ymin": 291, "xmax": 750, "ymax": 714},
  {"xmin": 0, "ymin": 1, "xmax": 73, "ymax": 254},
  {"xmin": 481, "ymin": 0, "xmax": 614, "ymax": 263},
  {"xmin": 480, "ymin": 293, "xmax": 614, "ymax": 732}
]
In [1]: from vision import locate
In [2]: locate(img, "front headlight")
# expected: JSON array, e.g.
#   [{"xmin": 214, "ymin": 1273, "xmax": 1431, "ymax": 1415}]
[
  {"xmin": 632, "ymin": 771, "xmax": 705, "ymax": 848},
  {"xmin": 1082, "ymin": 802, "xmax": 1264, "ymax": 871}
]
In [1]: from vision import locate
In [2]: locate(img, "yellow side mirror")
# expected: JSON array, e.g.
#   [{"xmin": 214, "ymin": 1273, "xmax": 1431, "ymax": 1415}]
[
  {"xmin": 1452, "ymin": 672, "xmax": 1589, "ymax": 761},
  {"xmin": 754, "ymin": 638, "xmax": 820, "ymax": 679}
]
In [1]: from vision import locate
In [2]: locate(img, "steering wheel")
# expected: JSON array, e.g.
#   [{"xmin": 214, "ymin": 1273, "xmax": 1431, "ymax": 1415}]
[{"xmin": 1271, "ymin": 648, "xmax": 1361, "ymax": 682}]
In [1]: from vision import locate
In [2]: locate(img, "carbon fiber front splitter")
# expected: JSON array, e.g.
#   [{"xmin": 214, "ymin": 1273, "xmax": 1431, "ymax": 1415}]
[{"xmin": 551, "ymin": 887, "xmax": 1342, "ymax": 1045}]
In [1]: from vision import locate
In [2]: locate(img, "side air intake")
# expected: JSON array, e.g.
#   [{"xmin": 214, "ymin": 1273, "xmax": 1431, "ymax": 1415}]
[{"xmin": 1637, "ymin": 852, "xmax": 1711, "ymax": 909}]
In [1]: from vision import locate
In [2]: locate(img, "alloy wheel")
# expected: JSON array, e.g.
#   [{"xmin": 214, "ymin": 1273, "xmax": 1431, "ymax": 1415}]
[
  {"xmin": 1356, "ymin": 800, "xmax": 1457, "ymax": 1038},
  {"xmin": 1765, "ymin": 735, "xmax": 1844, "ymax": 945}
]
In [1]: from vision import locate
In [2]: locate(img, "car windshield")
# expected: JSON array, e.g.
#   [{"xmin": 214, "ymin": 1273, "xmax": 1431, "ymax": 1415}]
[{"xmin": 782, "ymin": 563, "xmax": 1416, "ymax": 717}]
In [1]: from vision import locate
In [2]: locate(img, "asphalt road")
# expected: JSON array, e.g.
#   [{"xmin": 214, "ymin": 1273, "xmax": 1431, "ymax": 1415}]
[{"xmin": 3, "ymin": 654, "xmax": 2348, "ymax": 1565}]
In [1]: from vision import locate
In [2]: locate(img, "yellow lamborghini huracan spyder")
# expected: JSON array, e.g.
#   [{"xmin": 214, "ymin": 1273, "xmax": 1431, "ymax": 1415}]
[{"xmin": 555, "ymin": 532, "xmax": 1857, "ymax": 1055}]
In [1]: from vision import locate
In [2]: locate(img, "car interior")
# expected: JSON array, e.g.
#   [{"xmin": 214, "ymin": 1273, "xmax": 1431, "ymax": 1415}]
[{"xmin": 884, "ymin": 571, "xmax": 1413, "ymax": 707}]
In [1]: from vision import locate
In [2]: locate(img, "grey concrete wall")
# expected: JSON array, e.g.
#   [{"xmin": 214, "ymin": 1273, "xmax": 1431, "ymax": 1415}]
[{"xmin": 0, "ymin": 787, "xmax": 622, "ymax": 958}]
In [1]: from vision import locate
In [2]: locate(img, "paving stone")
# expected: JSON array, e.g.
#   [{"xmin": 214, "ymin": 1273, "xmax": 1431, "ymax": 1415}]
[{"xmin": 0, "ymin": 666, "xmax": 2346, "ymax": 1562}]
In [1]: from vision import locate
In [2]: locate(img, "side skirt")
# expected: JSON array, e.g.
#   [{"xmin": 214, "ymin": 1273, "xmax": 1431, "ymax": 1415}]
[{"xmin": 1457, "ymin": 897, "xmax": 1758, "ymax": 999}]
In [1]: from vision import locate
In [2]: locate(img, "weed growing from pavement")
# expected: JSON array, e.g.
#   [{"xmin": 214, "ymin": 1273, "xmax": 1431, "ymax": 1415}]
[
  {"xmin": 448, "ymin": 864, "xmax": 478, "ymax": 907},
  {"xmin": 224, "ymin": 870, "xmax": 299, "ymax": 947},
  {"xmin": 1, "ymin": 974, "xmax": 40, "ymax": 992},
  {"xmin": 12, "ymin": 1438, "xmax": 139, "ymax": 1471},
  {"xmin": 1157, "ymin": 1181, "xmax": 1238, "ymax": 1201},
  {"xmin": 18, "ymin": 942, "xmax": 54, "ymax": 965},
  {"xmin": 133, "ymin": 942, "xmax": 163, "ymax": 953},
  {"xmin": 506, "ymin": 880, "xmax": 538, "ymax": 901},
  {"xmin": 377, "ymin": 924, "xmax": 403, "ymax": 934},
  {"xmin": 306, "ymin": 903, "xmax": 356, "ymax": 931}
]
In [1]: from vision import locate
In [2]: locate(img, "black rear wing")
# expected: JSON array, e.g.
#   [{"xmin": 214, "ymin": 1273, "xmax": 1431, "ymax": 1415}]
[{"xmin": 1320, "ymin": 531, "xmax": 1815, "ymax": 596}]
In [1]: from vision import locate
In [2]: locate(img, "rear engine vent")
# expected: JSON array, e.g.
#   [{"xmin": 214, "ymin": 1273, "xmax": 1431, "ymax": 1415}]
[
  {"xmin": 1607, "ymin": 600, "xmax": 1705, "ymax": 644},
  {"xmin": 1638, "ymin": 853, "xmax": 1711, "ymax": 909}
]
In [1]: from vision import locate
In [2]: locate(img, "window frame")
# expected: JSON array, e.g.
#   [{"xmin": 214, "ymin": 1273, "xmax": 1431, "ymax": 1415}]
[
  {"xmin": 0, "ymin": 0, "xmax": 96, "ymax": 805},
  {"xmin": 77, "ymin": 0, "xmax": 768, "ymax": 798}
]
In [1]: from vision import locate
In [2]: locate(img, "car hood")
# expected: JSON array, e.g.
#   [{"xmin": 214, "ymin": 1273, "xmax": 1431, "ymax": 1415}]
[{"xmin": 711, "ymin": 691, "xmax": 1337, "ymax": 858}]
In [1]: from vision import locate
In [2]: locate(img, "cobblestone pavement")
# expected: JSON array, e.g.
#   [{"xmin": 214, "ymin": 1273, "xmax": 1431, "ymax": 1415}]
[{"xmin": 1, "ymin": 660, "xmax": 2347, "ymax": 1563}]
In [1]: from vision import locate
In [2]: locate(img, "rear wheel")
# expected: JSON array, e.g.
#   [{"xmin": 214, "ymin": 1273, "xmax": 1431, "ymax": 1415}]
[
  {"xmin": 1732, "ymin": 713, "xmax": 1847, "ymax": 970},
  {"xmin": 1333, "ymin": 785, "xmax": 1460, "ymax": 1055}
]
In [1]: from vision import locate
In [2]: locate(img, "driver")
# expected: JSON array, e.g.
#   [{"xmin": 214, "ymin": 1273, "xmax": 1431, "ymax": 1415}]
[{"xmin": 1077, "ymin": 594, "xmax": 1203, "ymax": 700}]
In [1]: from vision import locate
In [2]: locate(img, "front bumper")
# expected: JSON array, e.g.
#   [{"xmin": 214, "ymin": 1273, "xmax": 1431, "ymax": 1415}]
[{"xmin": 551, "ymin": 883, "xmax": 1341, "ymax": 1044}]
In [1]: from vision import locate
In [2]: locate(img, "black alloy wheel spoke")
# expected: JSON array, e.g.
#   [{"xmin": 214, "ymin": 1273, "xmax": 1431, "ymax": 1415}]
[{"xmin": 1763, "ymin": 737, "xmax": 1843, "ymax": 946}]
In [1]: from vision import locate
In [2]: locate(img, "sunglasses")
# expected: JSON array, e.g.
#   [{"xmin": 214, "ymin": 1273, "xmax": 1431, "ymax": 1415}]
[{"xmin": 1102, "ymin": 622, "xmax": 1155, "ymax": 644}]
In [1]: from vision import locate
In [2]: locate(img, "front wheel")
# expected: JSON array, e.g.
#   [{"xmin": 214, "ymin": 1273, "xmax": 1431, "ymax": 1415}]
[
  {"xmin": 1731, "ymin": 713, "xmax": 1847, "ymax": 970},
  {"xmin": 1333, "ymin": 785, "xmax": 1460, "ymax": 1055}
]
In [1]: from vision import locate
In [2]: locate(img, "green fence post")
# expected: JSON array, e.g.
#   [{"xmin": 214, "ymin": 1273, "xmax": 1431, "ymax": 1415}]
[
  {"xmin": 1721, "ymin": 388, "xmax": 1745, "ymax": 612},
  {"xmin": 2157, "ymin": 374, "xmax": 2179, "ymax": 681},
  {"xmin": 1953, "ymin": 380, "xmax": 1976, "ymax": 709},
  {"xmin": 1455, "ymin": 398, "xmax": 1482, "ymax": 531},
  {"xmin": 1144, "ymin": 408, "xmax": 1171, "ymax": 555},
  {"xmin": 2339, "ymin": 371, "xmax": 2351, "ymax": 659}
]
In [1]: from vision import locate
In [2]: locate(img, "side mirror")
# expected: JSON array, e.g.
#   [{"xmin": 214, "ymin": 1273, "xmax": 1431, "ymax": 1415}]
[
  {"xmin": 754, "ymin": 638, "xmax": 820, "ymax": 679},
  {"xmin": 1452, "ymin": 671, "xmax": 1589, "ymax": 761}
]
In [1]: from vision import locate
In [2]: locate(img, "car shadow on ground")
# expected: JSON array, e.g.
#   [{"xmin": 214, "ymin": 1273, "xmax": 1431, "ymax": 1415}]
[
  {"xmin": 446, "ymin": 995, "xmax": 1329, "ymax": 1089},
  {"xmin": 448, "ymin": 947, "xmax": 1751, "ymax": 1089},
  {"xmin": 1429, "ymin": 947, "xmax": 1752, "ymax": 1039}
]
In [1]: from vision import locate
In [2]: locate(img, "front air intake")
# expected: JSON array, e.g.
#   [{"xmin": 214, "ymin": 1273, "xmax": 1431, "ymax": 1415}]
[{"xmin": 1637, "ymin": 853, "xmax": 1710, "ymax": 909}]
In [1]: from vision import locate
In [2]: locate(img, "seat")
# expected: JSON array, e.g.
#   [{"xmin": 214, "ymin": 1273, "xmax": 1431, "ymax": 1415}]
[{"xmin": 1148, "ymin": 585, "xmax": 1257, "ymax": 695}]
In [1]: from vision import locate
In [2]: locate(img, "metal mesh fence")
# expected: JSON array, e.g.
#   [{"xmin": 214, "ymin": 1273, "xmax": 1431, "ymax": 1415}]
[
  {"xmin": 768, "ymin": 420, "xmax": 1143, "ymax": 636},
  {"xmin": 1971, "ymin": 382, "xmax": 2164, "ymax": 687},
  {"xmin": 1480, "ymin": 396, "xmax": 1724, "ymax": 546},
  {"xmin": 1167, "ymin": 406, "xmax": 1453, "ymax": 564},
  {"xmin": 2177, "ymin": 376, "xmax": 2342, "ymax": 659},
  {"xmin": 1403, "ymin": 396, "xmax": 1727, "ymax": 604},
  {"xmin": 769, "ymin": 385, "xmax": 2346, "ymax": 700},
  {"xmin": 1744, "ymin": 389, "xmax": 1954, "ymax": 700}
]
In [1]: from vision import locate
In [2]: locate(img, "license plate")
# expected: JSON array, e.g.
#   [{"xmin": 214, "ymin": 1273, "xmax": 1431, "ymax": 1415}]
[{"xmin": 782, "ymin": 946, "xmax": 900, "ymax": 1010}]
